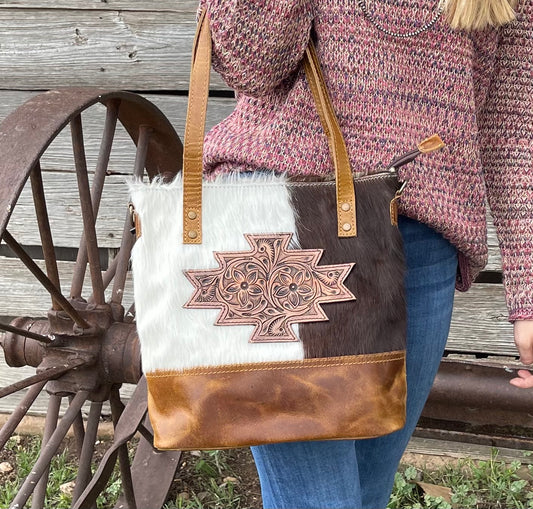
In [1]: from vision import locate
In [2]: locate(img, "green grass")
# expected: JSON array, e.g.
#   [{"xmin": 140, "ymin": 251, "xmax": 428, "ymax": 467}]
[
  {"xmin": 164, "ymin": 450, "xmax": 242, "ymax": 509},
  {"xmin": 388, "ymin": 449, "xmax": 533, "ymax": 509},
  {"xmin": 0, "ymin": 436, "xmax": 123, "ymax": 509},
  {"xmin": 2, "ymin": 436, "xmax": 533, "ymax": 509}
]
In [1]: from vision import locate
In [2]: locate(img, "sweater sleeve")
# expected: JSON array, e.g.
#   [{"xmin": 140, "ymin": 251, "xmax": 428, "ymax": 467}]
[
  {"xmin": 198, "ymin": 0, "xmax": 314, "ymax": 96},
  {"xmin": 477, "ymin": 1, "xmax": 533, "ymax": 321}
]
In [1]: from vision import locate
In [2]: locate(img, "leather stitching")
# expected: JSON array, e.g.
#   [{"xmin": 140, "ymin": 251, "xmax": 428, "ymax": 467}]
[{"xmin": 147, "ymin": 352, "xmax": 406, "ymax": 377}]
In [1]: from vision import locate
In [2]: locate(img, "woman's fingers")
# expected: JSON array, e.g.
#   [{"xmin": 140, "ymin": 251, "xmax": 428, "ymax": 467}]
[{"xmin": 510, "ymin": 369, "xmax": 533, "ymax": 388}]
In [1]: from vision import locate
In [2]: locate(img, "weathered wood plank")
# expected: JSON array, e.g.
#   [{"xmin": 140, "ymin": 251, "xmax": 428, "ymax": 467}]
[
  {"xmin": 486, "ymin": 230, "xmax": 501, "ymax": 271},
  {"xmin": 0, "ymin": 256, "xmax": 134, "ymax": 316},
  {"xmin": 0, "ymin": 1, "xmax": 198, "ymax": 11},
  {"xmin": 6, "ymin": 173, "xmax": 131, "ymax": 249},
  {"xmin": 405, "ymin": 436, "xmax": 533, "ymax": 464},
  {"xmin": 448, "ymin": 283, "xmax": 515, "ymax": 356},
  {"xmin": 486, "ymin": 213, "xmax": 501, "ymax": 271},
  {"xmin": 0, "ymin": 8, "xmax": 228, "ymax": 90},
  {"xmin": 0, "ymin": 91, "xmax": 236, "ymax": 174}
]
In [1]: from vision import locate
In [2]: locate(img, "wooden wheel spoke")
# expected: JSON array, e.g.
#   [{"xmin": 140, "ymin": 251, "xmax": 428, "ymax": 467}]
[
  {"xmin": 91, "ymin": 99, "xmax": 120, "ymax": 211},
  {"xmin": 87, "ymin": 243, "xmax": 123, "ymax": 304},
  {"xmin": 71, "ymin": 378, "xmax": 149, "ymax": 509},
  {"xmin": 108, "ymin": 390, "xmax": 153, "ymax": 445},
  {"xmin": 119, "ymin": 419, "xmax": 182, "ymax": 509},
  {"xmin": 1, "ymin": 230, "xmax": 90, "ymax": 329},
  {"xmin": 109, "ymin": 387, "xmax": 136, "ymax": 509},
  {"xmin": 108, "ymin": 125, "xmax": 152, "ymax": 307},
  {"xmin": 87, "ymin": 124, "xmax": 151, "ymax": 307},
  {"xmin": 10, "ymin": 391, "xmax": 90, "ymax": 509},
  {"xmin": 30, "ymin": 161, "xmax": 61, "ymax": 310},
  {"xmin": 110, "ymin": 212, "xmax": 135, "ymax": 305},
  {"xmin": 69, "ymin": 394, "xmax": 86, "ymax": 458},
  {"xmin": 102, "ymin": 253, "xmax": 120, "ymax": 291},
  {"xmin": 70, "ymin": 115, "xmax": 105, "ymax": 305}
]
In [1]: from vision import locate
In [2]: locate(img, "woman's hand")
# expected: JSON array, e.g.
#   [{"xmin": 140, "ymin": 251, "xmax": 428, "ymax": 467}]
[{"xmin": 509, "ymin": 320, "xmax": 533, "ymax": 388}]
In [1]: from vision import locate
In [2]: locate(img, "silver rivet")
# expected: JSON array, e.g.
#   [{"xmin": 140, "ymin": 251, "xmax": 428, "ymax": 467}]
[
  {"xmin": 187, "ymin": 211, "xmax": 197, "ymax": 220},
  {"xmin": 342, "ymin": 223, "xmax": 352, "ymax": 232},
  {"xmin": 341, "ymin": 203, "xmax": 351, "ymax": 212},
  {"xmin": 188, "ymin": 230, "xmax": 198, "ymax": 239}
]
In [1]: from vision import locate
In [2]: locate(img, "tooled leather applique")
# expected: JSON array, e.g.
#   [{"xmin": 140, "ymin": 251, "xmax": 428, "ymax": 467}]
[{"xmin": 184, "ymin": 233, "xmax": 355, "ymax": 342}]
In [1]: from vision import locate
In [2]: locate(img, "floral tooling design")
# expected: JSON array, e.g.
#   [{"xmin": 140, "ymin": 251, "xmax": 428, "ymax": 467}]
[{"xmin": 184, "ymin": 233, "xmax": 355, "ymax": 342}]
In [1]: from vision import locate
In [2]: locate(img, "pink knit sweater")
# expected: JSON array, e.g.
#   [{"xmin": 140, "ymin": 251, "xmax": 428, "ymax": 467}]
[{"xmin": 199, "ymin": 0, "xmax": 533, "ymax": 321}]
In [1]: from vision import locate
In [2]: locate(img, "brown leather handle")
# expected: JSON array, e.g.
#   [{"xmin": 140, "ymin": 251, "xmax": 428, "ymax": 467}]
[
  {"xmin": 182, "ymin": 10, "xmax": 357, "ymax": 244},
  {"xmin": 303, "ymin": 43, "xmax": 357, "ymax": 237},
  {"xmin": 182, "ymin": 9, "xmax": 211, "ymax": 244}
]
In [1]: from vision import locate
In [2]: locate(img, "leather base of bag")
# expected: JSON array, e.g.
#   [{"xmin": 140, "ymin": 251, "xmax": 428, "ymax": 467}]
[{"xmin": 147, "ymin": 351, "xmax": 406, "ymax": 450}]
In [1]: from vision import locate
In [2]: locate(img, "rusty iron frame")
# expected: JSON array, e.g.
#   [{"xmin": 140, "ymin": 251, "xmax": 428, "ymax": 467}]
[{"xmin": 420, "ymin": 357, "xmax": 533, "ymax": 448}]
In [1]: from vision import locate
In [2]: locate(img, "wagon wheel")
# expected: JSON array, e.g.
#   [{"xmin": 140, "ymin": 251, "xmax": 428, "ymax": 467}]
[{"xmin": 0, "ymin": 89, "xmax": 183, "ymax": 508}]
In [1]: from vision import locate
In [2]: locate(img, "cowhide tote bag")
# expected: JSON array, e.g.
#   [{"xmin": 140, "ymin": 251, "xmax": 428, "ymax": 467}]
[{"xmin": 129, "ymin": 10, "xmax": 444, "ymax": 450}]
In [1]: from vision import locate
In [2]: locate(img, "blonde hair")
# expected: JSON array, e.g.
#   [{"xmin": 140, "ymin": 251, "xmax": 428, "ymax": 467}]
[{"xmin": 441, "ymin": 0, "xmax": 517, "ymax": 30}]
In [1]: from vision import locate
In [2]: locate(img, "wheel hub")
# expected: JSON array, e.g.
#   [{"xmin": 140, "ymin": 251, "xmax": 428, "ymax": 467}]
[{"xmin": 2, "ymin": 306, "xmax": 141, "ymax": 399}]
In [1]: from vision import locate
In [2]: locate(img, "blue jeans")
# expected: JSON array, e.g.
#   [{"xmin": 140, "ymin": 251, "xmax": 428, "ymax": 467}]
[{"xmin": 251, "ymin": 216, "xmax": 458, "ymax": 509}]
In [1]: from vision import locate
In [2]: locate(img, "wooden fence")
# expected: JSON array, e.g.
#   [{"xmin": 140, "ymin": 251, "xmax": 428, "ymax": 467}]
[{"xmin": 0, "ymin": 1, "xmax": 516, "ymax": 418}]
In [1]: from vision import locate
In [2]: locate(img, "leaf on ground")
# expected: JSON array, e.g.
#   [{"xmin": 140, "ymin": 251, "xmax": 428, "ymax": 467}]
[
  {"xmin": 416, "ymin": 481, "xmax": 452, "ymax": 502},
  {"xmin": 59, "ymin": 480, "xmax": 76, "ymax": 495},
  {"xmin": 223, "ymin": 476, "xmax": 239, "ymax": 484},
  {"xmin": 0, "ymin": 461, "xmax": 13, "ymax": 473},
  {"xmin": 516, "ymin": 465, "xmax": 532, "ymax": 481}
]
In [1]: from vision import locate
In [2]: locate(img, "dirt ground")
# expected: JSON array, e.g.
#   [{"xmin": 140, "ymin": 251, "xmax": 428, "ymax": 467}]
[
  {"xmin": 175, "ymin": 447, "xmax": 262, "ymax": 507},
  {"xmin": 0, "ymin": 432, "xmax": 263, "ymax": 508}
]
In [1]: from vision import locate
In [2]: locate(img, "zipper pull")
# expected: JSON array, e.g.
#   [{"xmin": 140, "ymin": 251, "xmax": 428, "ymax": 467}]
[
  {"xmin": 388, "ymin": 134, "xmax": 445, "ymax": 226},
  {"xmin": 388, "ymin": 134, "xmax": 445, "ymax": 171}
]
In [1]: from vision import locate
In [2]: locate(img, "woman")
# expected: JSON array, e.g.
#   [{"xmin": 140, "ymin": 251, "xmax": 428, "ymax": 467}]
[{"xmin": 197, "ymin": 0, "xmax": 533, "ymax": 507}]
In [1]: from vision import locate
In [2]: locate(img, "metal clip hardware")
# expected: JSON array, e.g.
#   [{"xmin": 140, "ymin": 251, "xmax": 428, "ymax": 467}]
[
  {"xmin": 389, "ymin": 180, "xmax": 408, "ymax": 227},
  {"xmin": 128, "ymin": 203, "xmax": 141, "ymax": 238}
]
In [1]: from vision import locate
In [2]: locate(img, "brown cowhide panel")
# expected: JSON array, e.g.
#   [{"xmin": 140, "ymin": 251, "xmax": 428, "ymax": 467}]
[{"xmin": 289, "ymin": 175, "xmax": 407, "ymax": 358}]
